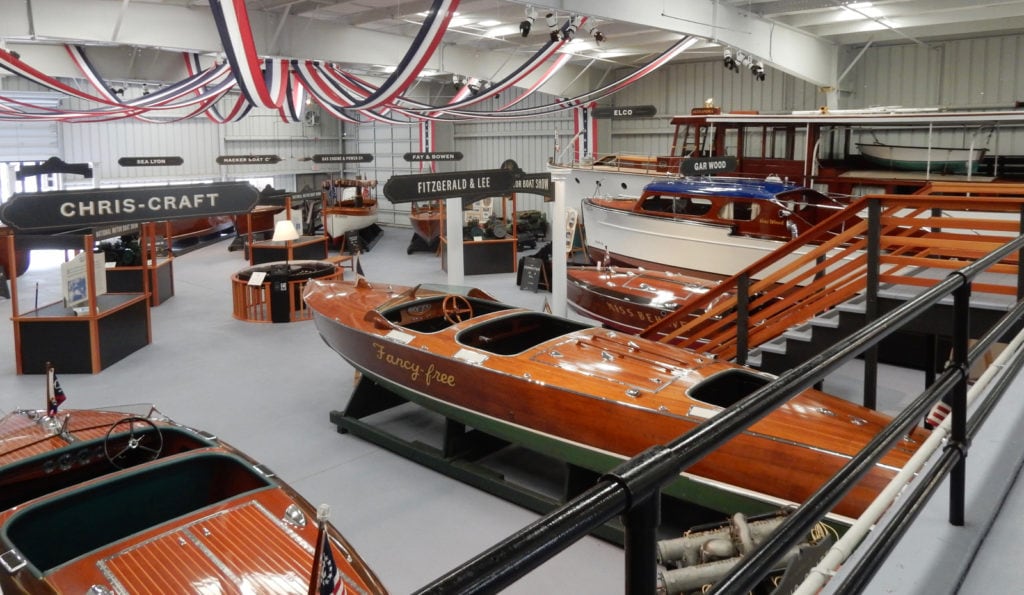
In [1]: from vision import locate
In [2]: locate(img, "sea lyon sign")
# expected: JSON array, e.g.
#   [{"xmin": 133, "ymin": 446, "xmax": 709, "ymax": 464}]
[{"xmin": 0, "ymin": 181, "xmax": 259, "ymax": 232}]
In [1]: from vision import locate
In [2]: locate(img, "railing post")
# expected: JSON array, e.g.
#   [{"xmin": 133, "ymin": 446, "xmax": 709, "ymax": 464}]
[
  {"xmin": 949, "ymin": 279, "xmax": 971, "ymax": 526},
  {"xmin": 1017, "ymin": 205, "xmax": 1024, "ymax": 300},
  {"xmin": 623, "ymin": 493, "xmax": 660, "ymax": 594},
  {"xmin": 736, "ymin": 273, "xmax": 750, "ymax": 365},
  {"xmin": 863, "ymin": 198, "xmax": 881, "ymax": 410}
]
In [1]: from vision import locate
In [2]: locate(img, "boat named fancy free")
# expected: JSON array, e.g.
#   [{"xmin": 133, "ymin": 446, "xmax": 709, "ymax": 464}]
[{"xmin": 304, "ymin": 278, "xmax": 928, "ymax": 520}]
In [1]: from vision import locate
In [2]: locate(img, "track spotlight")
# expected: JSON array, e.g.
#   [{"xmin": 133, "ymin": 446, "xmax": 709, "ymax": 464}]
[
  {"xmin": 736, "ymin": 51, "xmax": 753, "ymax": 71},
  {"xmin": 723, "ymin": 48, "xmax": 739, "ymax": 73},
  {"xmin": 467, "ymin": 77, "xmax": 482, "ymax": 95},
  {"xmin": 586, "ymin": 21, "xmax": 605, "ymax": 44},
  {"xmin": 520, "ymin": 5, "xmax": 536, "ymax": 37},
  {"xmin": 563, "ymin": 14, "xmax": 582, "ymax": 41},
  {"xmin": 751, "ymin": 60, "xmax": 766, "ymax": 82},
  {"xmin": 111, "ymin": 87, "xmax": 125, "ymax": 96},
  {"xmin": 545, "ymin": 12, "xmax": 557, "ymax": 28},
  {"xmin": 9, "ymin": 50, "xmax": 20, "ymax": 60}
]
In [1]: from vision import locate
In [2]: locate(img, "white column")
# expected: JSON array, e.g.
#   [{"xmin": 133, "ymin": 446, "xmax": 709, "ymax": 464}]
[
  {"xmin": 549, "ymin": 168, "xmax": 568, "ymax": 316},
  {"xmin": 445, "ymin": 197, "xmax": 464, "ymax": 286}
]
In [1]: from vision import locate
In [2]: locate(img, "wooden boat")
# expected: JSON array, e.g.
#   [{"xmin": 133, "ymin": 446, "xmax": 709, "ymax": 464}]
[
  {"xmin": 0, "ymin": 404, "xmax": 386, "ymax": 594},
  {"xmin": 856, "ymin": 142, "xmax": 987, "ymax": 174},
  {"xmin": 322, "ymin": 178, "xmax": 378, "ymax": 241},
  {"xmin": 407, "ymin": 201, "xmax": 442, "ymax": 253},
  {"xmin": 581, "ymin": 177, "xmax": 851, "ymax": 280},
  {"xmin": 303, "ymin": 278, "xmax": 929, "ymax": 520},
  {"xmin": 233, "ymin": 204, "xmax": 285, "ymax": 236},
  {"xmin": 168, "ymin": 215, "xmax": 235, "ymax": 241},
  {"xmin": 567, "ymin": 266, "xmax": 721, "ymax": 334}
]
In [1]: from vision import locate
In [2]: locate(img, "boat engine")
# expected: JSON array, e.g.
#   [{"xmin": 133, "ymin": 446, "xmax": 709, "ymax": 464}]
[{"xmin": 655, "ymin": 511, "xmax": 836, "ymax": 594}]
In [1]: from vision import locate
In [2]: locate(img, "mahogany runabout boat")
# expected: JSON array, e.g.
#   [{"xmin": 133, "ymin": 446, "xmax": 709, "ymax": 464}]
[
  {"xmin": 567, "ymin": 266, "xmax": 722, "ymax": 334},
  {"xmin": 304, "ymin": 278, "xmax": 928, "ymax": 520},
  {"xmin": 581, "ymin": 177, "xmax": 851, "ymax": 279},
  {"xmin": 0, "ymin": 405, "xmax": 386, "ymax": 594}
]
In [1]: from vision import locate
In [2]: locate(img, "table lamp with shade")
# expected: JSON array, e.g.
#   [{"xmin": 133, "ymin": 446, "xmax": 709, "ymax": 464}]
[{"xmin": 271, "ymin": 220, "xmax": 300, "ymax": 271}]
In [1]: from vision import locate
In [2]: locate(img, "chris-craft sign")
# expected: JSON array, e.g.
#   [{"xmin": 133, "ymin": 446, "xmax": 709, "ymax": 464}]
[
  {"xmin": 0, "ymin": 182, "xmax": 259, "ymax": 232},
  {"xmin": 383, "ymin": 169, "xmax": 517, "ymax": 204},
  {"xmin": 118, "ymin": 156, "xmax": 184, "ymax": 167}
]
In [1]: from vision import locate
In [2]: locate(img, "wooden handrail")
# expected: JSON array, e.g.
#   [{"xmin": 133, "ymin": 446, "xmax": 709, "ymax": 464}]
[{"xmin": 641, "ymin": 183, "xmax": 1024, "ymax": 362}]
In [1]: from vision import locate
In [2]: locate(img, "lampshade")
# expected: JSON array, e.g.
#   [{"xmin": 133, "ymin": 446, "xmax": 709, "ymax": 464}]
[{"xmin": 271, "ymin": 220, "xmax": 299, "ymax": 242}]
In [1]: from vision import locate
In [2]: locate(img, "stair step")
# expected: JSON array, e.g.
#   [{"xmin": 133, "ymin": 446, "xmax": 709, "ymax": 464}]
[
  {"xmin": 810, "ymin": 308, "xmax": 842, "ymax": 329},
  {"xmin": 757, "ymin": 336, "xmax": 789, "ymax": 355}
]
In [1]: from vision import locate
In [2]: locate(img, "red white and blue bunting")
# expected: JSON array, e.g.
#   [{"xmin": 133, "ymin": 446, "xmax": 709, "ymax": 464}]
[
  {"xmin": 574, "ymin": 102, "xmax": 597, "ymax": 162},
  {"xmin": 0, "ymin": 0, "xmax": 698, "ymax": 125}
]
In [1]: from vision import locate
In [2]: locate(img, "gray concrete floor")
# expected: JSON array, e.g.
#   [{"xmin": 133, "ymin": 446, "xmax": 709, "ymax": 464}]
[{"xmin": 2, "ymin": 226, "xmax": 1023, "ymax": 594}]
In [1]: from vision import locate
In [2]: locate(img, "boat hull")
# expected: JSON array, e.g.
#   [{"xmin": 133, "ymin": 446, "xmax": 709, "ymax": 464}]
[
  {"xmin": 566, "ymin": 266, "xmax": 718, "ymax": 334},
  {"xmin": 324, "ymin": 201, "xmax": 378, "ymax": 238},
  {"xmin": 583, "ymin": 198, "xmax": 802, "ymax": 280},
  {"xmin": 857, "ymin": 143, "xmax": 987, "ymax": 174},
  {"xmin": 305, "ymin": 279, "xmax": 928, "ymax": 520}
]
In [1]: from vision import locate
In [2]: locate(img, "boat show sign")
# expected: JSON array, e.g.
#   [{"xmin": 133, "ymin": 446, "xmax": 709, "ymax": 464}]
[
  {"xmin": 680, "ymin": 155, "xmax": 738, "ymax": 176},
  {"xmin": 591, "ymin": 105, "xmax": 657, "ymax": 119},
  {"xmin": 383, "ymin": 169, "xmax": 517, "ymax": 204},
  {"xmin": 403, "ymin": 151, "xmax": 464, "ymax": 162},
  {"xmin": 118, "ymin": 156, "xmax": 184, "ymax": 167},
  {"xmin": 0, "ymin": 181, "xmax": 259, "ymax": 232},
  {"xmin": 511, "ymin": 172, "xmax": 553, "ymax": 199},
  {"xmin": 311, "ymin": 153, "xmax": 374, "ymax": 164},
  {"xmin": 216, "ymin": 155, "xmax": 281, "ymax": 165}
]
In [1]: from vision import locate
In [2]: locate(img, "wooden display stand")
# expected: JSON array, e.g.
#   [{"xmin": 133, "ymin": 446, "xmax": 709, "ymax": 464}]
[
  {"xmin": 440, "ymin": 194, "xmax": 520, "ymax": 275},
  {"xmin": 103, "ymin": 222, "xmax": 174, "ymax": 306},
  {"xmin": 5, "ymin": 233, "xmax": 151, "ymax": 374},
  {"xmin": 246, "ymin": 193, "xmax": 328, "ymax": 265},
  {"xmin": 231, "ymin": 261, "xmax": 344, "ymax": 323}
]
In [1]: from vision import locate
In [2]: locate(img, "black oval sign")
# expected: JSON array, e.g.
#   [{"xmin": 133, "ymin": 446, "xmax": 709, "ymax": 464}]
[
  {"xmin": 591, "ymin": 105, "xmax": 657, "ymax": 119},
  {"xmin": 403, "ymin": 152, "xmax": 463, "ymax": 162},
  {"xmin": 118, "ymin": 156, "xmax": 184, "ymax": 167},
  {"xmin": 311, "ymin": 154, "xmax": 374, "ymax": 164},
  {"xmin": 216, "ymin": 155, "xmax": 281, "ymax": 165},
  {"xmin": 0, "ymin": 181, "xmax": 260, "ymax": 232},
  {"xmin": 680, "ymin": 155, "xmax": 738, "ymax": 176}
]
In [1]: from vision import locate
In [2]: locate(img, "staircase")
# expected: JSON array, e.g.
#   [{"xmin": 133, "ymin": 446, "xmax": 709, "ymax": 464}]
[{"xmin": 641, "ymin": 182, "xmax": 1024, "ymax": 374}]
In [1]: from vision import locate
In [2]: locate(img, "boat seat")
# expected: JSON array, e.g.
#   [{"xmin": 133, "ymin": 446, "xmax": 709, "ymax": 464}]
[{"xmin": 4, "ymin": 453, "xmax": 270, "ymax": 573}]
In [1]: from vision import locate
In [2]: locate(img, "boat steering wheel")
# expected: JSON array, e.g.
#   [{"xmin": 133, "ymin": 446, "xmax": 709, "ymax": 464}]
[
  {"xmin": 103, "ymin": 416, "xmax": 164, "ymax": 469},
  {"xmin": 442, "ymin": 294, "xmax": 474, "ymax": 324}
]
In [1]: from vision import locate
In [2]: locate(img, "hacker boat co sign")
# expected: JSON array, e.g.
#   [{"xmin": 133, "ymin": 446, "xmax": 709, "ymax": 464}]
[{"xmin": 0, "ymin": 181, "xmax": 259, "ymax": 232}]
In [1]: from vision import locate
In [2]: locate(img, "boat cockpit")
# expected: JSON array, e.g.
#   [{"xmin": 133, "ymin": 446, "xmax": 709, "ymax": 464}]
[
  {"xmin": 380, "ymin": 292, "xmax": 514, "ymax": 333},
  {"xmin": 457, "ymin": 312, "xmax": 592, "ymax": 355}
]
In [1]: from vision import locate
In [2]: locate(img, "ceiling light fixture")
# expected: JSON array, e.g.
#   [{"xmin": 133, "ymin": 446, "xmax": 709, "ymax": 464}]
[
  {"xmin": 585, "ymin": 21, "xmax": 605, "ymax": 45},
  {"xmin": 520, "ymin": 5, "xmax": 537, "ymax": 37},
  {"xmin": 723, "ymin": 48, "xmax": 739, "ymax": 72}
]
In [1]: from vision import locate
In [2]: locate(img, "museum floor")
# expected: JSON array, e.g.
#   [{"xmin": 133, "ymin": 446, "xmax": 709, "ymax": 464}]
[{"xmin": 2, "ymin": 226, "xmax": 1023, "ymax": 594}]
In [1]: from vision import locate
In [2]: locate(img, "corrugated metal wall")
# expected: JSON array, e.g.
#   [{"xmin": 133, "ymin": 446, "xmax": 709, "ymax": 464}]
[{"xmin": 4, "ymin": 30, "xmax": 1024, "ymax": 201}]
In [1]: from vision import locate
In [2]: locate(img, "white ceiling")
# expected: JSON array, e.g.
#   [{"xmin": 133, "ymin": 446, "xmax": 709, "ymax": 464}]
[{"xmin": 234, "ymin": 0, "xmax": 1024, "ymax": 67}]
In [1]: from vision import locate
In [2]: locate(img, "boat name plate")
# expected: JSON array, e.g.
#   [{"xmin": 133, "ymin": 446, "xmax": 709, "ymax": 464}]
[
  {"xmin": 385, "ymin": 330, "xmax": 415, "ymax": 345},
  {"xmin": 454, "ymin": 348, "xmax": 488, "ymax": 365}
]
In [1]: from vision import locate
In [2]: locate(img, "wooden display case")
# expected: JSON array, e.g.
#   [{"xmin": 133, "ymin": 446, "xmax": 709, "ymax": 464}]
[
  {"xmin": 102, "ymin": 222, "xmax": 174, "ymax": 306},
  {"xmin": 4, "ymin": 233, "xmax": 151, "ymax": 374},
  {"xmin": 440, "ymin": 194, "xmax": 520, "ymax": 275}
]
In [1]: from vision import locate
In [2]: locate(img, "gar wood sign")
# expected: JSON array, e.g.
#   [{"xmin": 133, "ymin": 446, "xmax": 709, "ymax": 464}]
[
  {"xmin": 680, "ymin": 155, "xmax": 738, "ymax": 176},
  {"xmin": 0, "ymin": 181, "xmax": 259, "ymax": 232}
]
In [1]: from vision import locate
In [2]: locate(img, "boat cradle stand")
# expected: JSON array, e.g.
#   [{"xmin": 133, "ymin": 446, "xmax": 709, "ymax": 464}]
[{"xmin": 330, "ymin": 376, "xmax": 723, "ymax": 546}]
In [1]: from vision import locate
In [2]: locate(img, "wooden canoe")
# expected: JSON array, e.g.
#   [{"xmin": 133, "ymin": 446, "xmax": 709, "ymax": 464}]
[
  {"xmin": 0, "ymin": 406, "xmax": 386, "ymax": 594},
  {"xmin": 304, "ymin": 278, "xmax": 929, "ymax": 521}
]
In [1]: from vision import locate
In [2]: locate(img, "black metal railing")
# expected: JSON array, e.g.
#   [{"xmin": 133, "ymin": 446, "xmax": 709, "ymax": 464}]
[{"xmin": 413, "ymin": 223, "xmax": 1024, "ymax": 595}]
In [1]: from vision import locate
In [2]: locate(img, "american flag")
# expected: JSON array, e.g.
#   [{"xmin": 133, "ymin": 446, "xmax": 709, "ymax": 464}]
[
  {"xmin": 317, "ymin": 539, "xmax": 345, "ymax": 595},
  {"xmin": 46, "ymin": 366, "xmax": 67, "ymax": 416}
]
